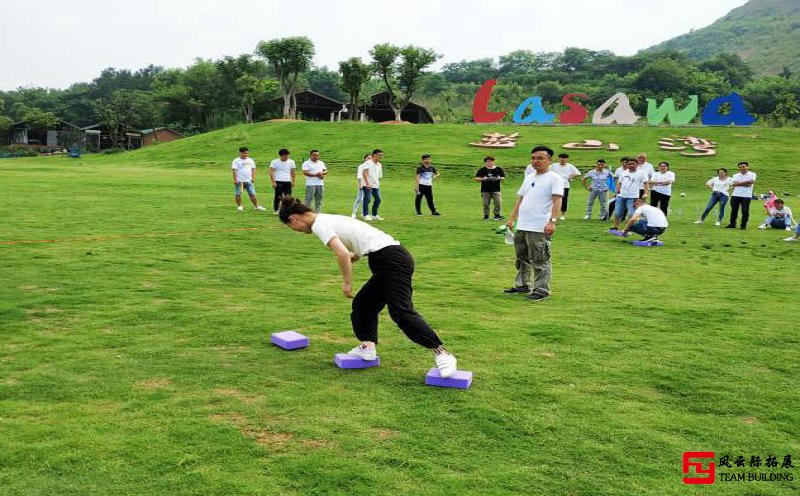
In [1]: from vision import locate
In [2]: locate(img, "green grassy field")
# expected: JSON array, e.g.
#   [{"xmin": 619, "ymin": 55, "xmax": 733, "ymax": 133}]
[{"xmin": 1, "ymin": 122, "xmax": 799, "ymax": 496}]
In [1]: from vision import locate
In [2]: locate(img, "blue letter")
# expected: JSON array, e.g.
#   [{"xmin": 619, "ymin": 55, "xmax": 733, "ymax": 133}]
[
  {"xmin": 701, "ymin": 92, "xmax": 756, "ymax": 126},
  {"xmin": 513, "ymin": 96, "xmax": 555, "ymax": 124}
]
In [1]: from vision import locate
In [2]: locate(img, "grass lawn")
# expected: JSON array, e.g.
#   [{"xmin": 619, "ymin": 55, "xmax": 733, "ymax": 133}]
[{"xmin": 1, "ymin": 122, "xmax": 798, "ymax": 495}]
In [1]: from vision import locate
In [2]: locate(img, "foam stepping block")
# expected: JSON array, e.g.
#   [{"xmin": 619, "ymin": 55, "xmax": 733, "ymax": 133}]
[
  {"xmin": 270, "ymin": 330, "xmax": 309, "ymax": 350},
  {"xmin": 632, "ymin": 240, "xmax": 664, "ymax": 247},
  {"xmin": 425, "ymin": 368, "xmax": 473, "ymax": 389},
  {"xmin": 334, "ymin": 353, "xmax": 380, "ymax": 369},
  {"xmin": 608, "ymin": 229, "xmax": 628, "ymax": 237}
]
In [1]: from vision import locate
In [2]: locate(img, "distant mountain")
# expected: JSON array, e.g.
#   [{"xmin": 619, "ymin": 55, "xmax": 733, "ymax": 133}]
[{"xmin": 644, "ymin": 0, "xmax": 800, "ymax": 75}]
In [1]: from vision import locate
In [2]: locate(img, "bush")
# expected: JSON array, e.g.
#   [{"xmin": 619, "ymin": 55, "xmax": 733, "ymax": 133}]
[
  {"xmin": 102, "ymin": 147, "xmax": 126, "ymax": 155},
  {"xmin": 3, "ymin": 146, "xmax": 39, "ymax": 158}
]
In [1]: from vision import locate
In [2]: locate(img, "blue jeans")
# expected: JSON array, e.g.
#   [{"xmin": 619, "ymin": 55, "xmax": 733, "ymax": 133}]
[
  {"xmin": 614, "ymin": 197, "xmax": 636, "ymax": 219},
  {"xmin": 234, "ymin": 182, "xmax": 256, "ymax": 196},
  {"xmin": 629, "ymin": 220, "xmax": 665, "ymax": 237},
  {"xmin": 700, "ymin": 192, "xmax": 728, "ymax": 221},
  {"xmin": 362, "ymin": 187, "xmax": 381, "ymax": 216}
]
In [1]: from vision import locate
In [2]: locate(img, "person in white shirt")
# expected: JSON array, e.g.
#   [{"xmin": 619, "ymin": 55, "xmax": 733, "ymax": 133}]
[
  {"xmin": 351, "ymin": 153, "xmax": 372, "ymax": 218},
  {"xmin": 637, "ymin": 153, "xmax": 655, "ymax": 181},
  {"xmin": 759, "ymin": 199, "xmax": 795, "ymax": 230},
  {"xmin": 648, "ymin": 161, "xmax": 676, "ymax": 216},
  {"xmin": 622, "ymin": 198, "xmax": 669, "ymax": 242},
  {"xmin": 612, "ymin": 158, "xmax": 650, "ymax": 230},
  {"xmin": 278, "ymin": 196, "xmax": 459, "ymax": 378},
  {"xmin": 505, "ymin": 145, "xmax": 564, "ymax": 302},
  {"xmin": 231, "ymin": 146, "xmax": 266, "ymax": 211},
  {"xmin": 695, "ymin": 168, "xmax": 734, "ymax": 225},
  {"xmin": 550, "ymin": 153, "xmax": 581, "ymax": 220},
  {"xmin": 361, "ymin": 149, "xmax": 385, "ymax": 221},
  {"xmin": 726, "ymin": 161, "xmax": 757, "ymax": 229},
  {"xmin": 269, "ymin": 148, "xmax": 296, "ymax": 214},
  {"xmin": 302, "ymin": 150, "xmax": 327, "ymax": 213}
]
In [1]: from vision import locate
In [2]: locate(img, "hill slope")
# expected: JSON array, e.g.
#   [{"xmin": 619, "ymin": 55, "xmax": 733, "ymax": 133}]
[{"xmin": 645, "ymin": 0, "xmax": 800, "ymax": 75}]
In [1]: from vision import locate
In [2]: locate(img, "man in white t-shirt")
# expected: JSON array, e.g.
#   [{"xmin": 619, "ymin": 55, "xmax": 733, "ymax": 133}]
[
  {"xmin": 302, "ymin": 149, "xmax": 327, "ymax": 213},
  {"xmin": 269, "ymin": 148, "xmax": 296, "ymax": 214},
  {"xmin": 637, "ymin": 153, "xmax": 655, "ymax": 181},
  {"xmin": 612, "ymin": 159, "xmax": 649, "ymax": 229},
  {"xmin": 361, "ymin": 149, "xmax": 385, "ymax": 220},
  {"xmin": 550, "ymin": 153, "xmax": 581, "ymax": 220},
  {"xmin": 277, "ymin": 196, "xmax": 460, "ymax": 378},
  {"xmin": 623, "ymin": 198, "xmax": 669, "ymax": 242},
  {"xmin": 231, "ymin": 146, "xmax": 266, "ymax": 211},
  {"xmin": 351, "ymin": 153, "xmax": 372, "ymax": 218},
  {"xmin": 726, "ymin": 161, "xmax": 757, "ymax": 229},
  {"xmin": 505, "ymin": 146, "xmax": 564, "ymax": 302}
]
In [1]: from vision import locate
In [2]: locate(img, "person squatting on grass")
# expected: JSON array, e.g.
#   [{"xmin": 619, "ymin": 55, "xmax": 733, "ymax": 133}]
[
  {"xmin": 278, "ymin": 196, "xmax": 458, "ymax": 377},
  {"xmin": 612, "ymin": 157, "xmax": 650, "ymax": 230},
  {"xmin": 622, "ymin": 197, "xmax": 669, "ymax": 242},
  {"xmin": 302, "ymin": 149, "xmax": 327, "ymax": 213},
  {"xmin": 269, "ymin": 148, "xmax": 296, "ymax": 214},
  {"xmin": 505, "ymin": 145, "xmax": 563, "ymax": 302},
  {"xmin": 231, "ymin": 146, "xmax": 266, "ymax": 211},
  {"xmin": 361, "ymin": 149, "xmax": 385, "ymax": 221},
  {"xmin": 695, "ymin": 168, "xmax": 733, "ymax": 226},
  {"xmin": 414, "ymin": 154, "xmax": 441, "ymax": 216},
  {"xmin": 351, "ymin": 154, "xmax": 372, "ymax": 218},
  {"xmin": 759, "ymin": 198, "xmax": 795, "ymax": 230},
  {"xmin": 581, "ymin": 159, "xmax": 610, "ymax": 220}
]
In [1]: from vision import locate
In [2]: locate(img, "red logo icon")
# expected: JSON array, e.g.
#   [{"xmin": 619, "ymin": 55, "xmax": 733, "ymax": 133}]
[{"xmin": 683, "ymin": 451, "xmax": 716, "ymax": 484}]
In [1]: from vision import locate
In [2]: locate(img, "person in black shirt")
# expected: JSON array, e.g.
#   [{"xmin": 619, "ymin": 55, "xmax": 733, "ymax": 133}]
[
  {"xmin": 414, "ymin": 154, "xmax": 441, "ymax": 216},
  {"xmin": 475, "ymin": 156, "xmax": 506, "ymax": 220}
]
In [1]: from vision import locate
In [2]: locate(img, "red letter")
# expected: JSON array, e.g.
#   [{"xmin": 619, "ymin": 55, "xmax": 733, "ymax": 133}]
[
  {"xmin": 559, "ymin": 93, "xmax": 589, "ymax": 124},
  {"xmin": 472, "ymin": 79, "xmax": 506, "ymax": 123}
]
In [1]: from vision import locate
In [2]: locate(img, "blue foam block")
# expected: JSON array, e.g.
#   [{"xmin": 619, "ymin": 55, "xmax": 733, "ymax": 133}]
[
  {"xmin": 270, "ymin": 330, "xmax": 309, "ymax": 350},
  {"xmin": 632, "ymin": 240, "xmax": 664, "ymax": 247},
  {"xmin": 425, "ymin": 368, "xmax": 473, "ymax": 389},
  {"xmin": 608, "ymin": 229, "xmax": 628, "ymax": 237},
  {"xmin": 334, "ymin": 353, "xmax": 380, "ymax": 369}
]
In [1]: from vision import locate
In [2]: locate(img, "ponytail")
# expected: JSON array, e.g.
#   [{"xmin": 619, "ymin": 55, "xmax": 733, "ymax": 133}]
[{"xmin": 278, "ymin": 196, "xmax": 311, "ymax": 223}]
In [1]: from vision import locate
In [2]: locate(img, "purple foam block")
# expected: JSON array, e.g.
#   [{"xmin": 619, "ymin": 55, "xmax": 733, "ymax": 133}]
[
  {"xmin": 270, "ymin": 330, "xmax": 309, "ymax": 350},
  {"xmin": 608, "ymin": 229, "xmax": 628, "ymax": 237},
  {"xmin": 334, "ymin": 353, "xmax": 380, "ymax": 369},
  {"xmin": 425, "ymin": 368, "xmax": 473, "ymax": 389},
  {"xmin": 632, "ymin": 240, "xmax": 664, "ymax": 247}
]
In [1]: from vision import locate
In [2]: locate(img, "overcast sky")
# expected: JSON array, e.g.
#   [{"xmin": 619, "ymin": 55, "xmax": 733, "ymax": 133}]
[{"xmin": 2, "ymin": 0, "xmax": 748, "ymax": 91}]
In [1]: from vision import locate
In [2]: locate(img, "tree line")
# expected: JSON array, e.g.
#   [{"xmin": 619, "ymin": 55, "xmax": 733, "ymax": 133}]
[{"xmin": 2, "ymin": 37, "xmax": 799, "ymax": 144}]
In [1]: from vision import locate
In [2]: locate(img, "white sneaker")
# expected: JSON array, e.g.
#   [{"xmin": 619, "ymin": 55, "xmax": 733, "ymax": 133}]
[
  {"xmin": 346, "ymin": 345, "xmax": 377, "ymax": 361},
  {"xmin": 435, "ymin": 352, "xmax": 457, "ymax": 378},
  {"xmin": 373, "ymin": 215, "xmax": 385, "ymax": 221},
  {"xmin": 351, "ymin": 213, "xmax": 357, "ymax": 219},
  {"xmin": 693, "ymin": 220, "xmax": 703, "ymax": 224},
  {"xmin": 559, "ymin": 216, "xmax": 566, "ymax": 221},
  {"xmin": 255, "ymin": 205, "xmax": 266, "ymax": 211},
  {"xmin": 758, "ymin": 224, "xmax": 767, "ymax": 229},
  {"xmin": 582, "ymin": 215, "xmax": 590, "ymax": 220},
  {"xmin": 786, "ymin": 226, "xmax": 792, "ymax": 231},
  {"xmin": 714, "ymin": 221, "xmax": 721, "ymax": 226},
  {"xmin": 784, "ymin": 236, "xmax": 797, "ymax": 242},
  {"xmin": 363, "ymin": 215, "xmax": 373, "ymax": 221},
  {"xmin": 273, "ymin": 210, "xmax": 279, "ymax": 215},
  {"xmin": 237, "ymin": 206, "xmax": 244, "ymax": 211}
]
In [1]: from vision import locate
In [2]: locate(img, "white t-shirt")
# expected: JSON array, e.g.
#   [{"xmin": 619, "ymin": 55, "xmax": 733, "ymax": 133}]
[
  {"xmin": 706, "ymin": 177, "xmax": 734, "ymax": 195},
  {"xmin": 231, "ymin": 157, "xmax": 255, "ymax": 183},
  {"xmin": 515, "ymin": 171, "xmax": 564, "ymax": 232},
  {"xmin": 613, "ymin": 166, "xmax": 625, "ymax": 178},
  {"xmin": 618, "ymin": 170, "xmax": 648, "ymax": 199},
  {"xmin": 650, "ymin": 170, "xmax": 676, "ymax": 196},
  {"xmin": 639, "ymin": 162, "xmax": 655, "ymax": 180},
  {"xmin": 356, "ymin": 161, "xmax": 370, "ymax": 187},
  {"xmin": 302, "ymin": 160, "xmax": 327, "ymax": 186},
  {"xmin": 550, "ymin": 162, "xmax": 581, "ymax": 188},
  {"xmin": 731, "ymin": 171, "xmax": 757, "ymax": 198},
  {"xmin": 311, "ymin": 213, "xmax": 400, "ymax": 256},
  {"xmin": 633, "ymin": 204, "xmax": 668, "ymax": 228},
  {"xmin": 363, "ymin": 161, "xmax": 383, "ymax": 188},
  {"xmin": 270, "ymin": 158, "xmax": 296, "ymax": 182}
]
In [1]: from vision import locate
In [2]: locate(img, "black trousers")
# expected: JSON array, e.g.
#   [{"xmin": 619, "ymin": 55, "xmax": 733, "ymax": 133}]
[
  {"xmin": 728, "ymin": 196, "xmax": 751, "ymax": 228},
  {"xmin": 650, "ymin": 191, "xmax": 671, "ymax": 216},
  {"xmin": 561, "ymin": 188, "xmax": 570, "ymax": 213},
  {"xmin": 351, "ymin": 245, "xmax": 443, "ymax": 348},
  {"xmin": 273, "ymin": 182, "xmax": 292, "ymax": 211},
  {"xmin": 415, "ymin": 184, "xmax": 437, "ymax": 214}
]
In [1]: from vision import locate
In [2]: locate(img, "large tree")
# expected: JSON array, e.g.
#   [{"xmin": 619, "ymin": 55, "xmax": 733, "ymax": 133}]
[
  {"xmin": 339, "ymin": 57, "xmax": 371, "ymax": 120},
  {"xmin": 255, "ymin": 37, "xmax": 315, "ymax": 119},
  {"xmin": 370, "ymin": 44, "xmax": 440, "ymax": 122},
  {"xmin": 94, "ymin": 90, "xmax": 153, "ymax": 147}
]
